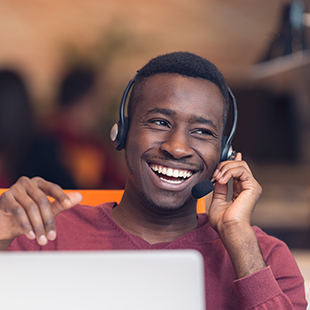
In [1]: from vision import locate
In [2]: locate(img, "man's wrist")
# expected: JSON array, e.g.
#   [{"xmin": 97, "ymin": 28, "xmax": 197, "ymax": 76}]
[
  {"xmin": 217, "ymin": 220, "xmax": 252, "ymax": 240},
  {"xmin": 218, "ymin": 223, "xmax": 267, "ymax": 279}
]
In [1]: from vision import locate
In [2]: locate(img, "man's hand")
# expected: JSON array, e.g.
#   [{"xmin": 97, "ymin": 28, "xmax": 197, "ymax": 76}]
[
  {"xmin": 207, "ymin": 153, "xmax": 266, "ymax": 278},
  {"xmin": 0, "ymin": 177, "xmax": 82, "ymax": 249},
  {"xmin": 207, "ymin": 152, "xmax": 262, "ymax": 234}
]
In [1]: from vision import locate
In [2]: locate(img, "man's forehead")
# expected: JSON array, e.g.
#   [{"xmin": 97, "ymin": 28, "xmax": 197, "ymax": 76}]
[
  {"xmin": 139, "ymin": 73, "xmax": 224, "ymax": 103},
  {"xmin": 141, "ymin": 74, "xmax": 223, "ymax": 104}
]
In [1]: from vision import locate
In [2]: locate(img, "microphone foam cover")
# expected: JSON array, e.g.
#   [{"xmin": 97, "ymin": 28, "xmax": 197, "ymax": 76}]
[{"xmin": 191, "ymin": 180, "xmax": 214, "ymax": 199}]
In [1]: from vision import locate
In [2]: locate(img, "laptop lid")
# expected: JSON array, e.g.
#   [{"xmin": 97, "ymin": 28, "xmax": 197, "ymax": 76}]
[{"xmin": 0, "ymin": 250, "xmax": 205, "ymax": 310}]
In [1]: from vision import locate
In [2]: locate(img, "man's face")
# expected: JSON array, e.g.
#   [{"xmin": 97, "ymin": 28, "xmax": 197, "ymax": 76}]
[{"xmin": 125, "ymin": 73, "xmax": 224, "ymax": 212}]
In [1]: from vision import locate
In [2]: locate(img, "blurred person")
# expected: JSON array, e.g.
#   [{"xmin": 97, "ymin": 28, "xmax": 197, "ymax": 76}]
[
  {"xmin": 0, "ymin": 69, "xmax": 34, "ymax": 187},
  {"xmin": 0, "ymin": 69, "xmax": 75, "ymax": 188},
  {"xmin": 45, "ymin": 66, "xmax": 126, "ymax": 189}
]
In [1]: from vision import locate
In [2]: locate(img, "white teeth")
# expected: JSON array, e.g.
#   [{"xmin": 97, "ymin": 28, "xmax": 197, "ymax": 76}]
[
  {"xmin": 150, "ymin": 164, "xmax": 193, "ymax": 179},
  {"xmin": 159, "ymin": 177, "xmax": 183, "ymax": 184},
  {"xmin": 186, "ymin": 171, "xmax": 192, "ymax": 178}
]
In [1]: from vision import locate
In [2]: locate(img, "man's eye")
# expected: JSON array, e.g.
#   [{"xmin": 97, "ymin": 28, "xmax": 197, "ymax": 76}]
[
  {"xmin": 193, "ymin": 129, "xmax": 214, "ymax": 136},
  {"xmin": 153, "ymin": 120, "xmax": 169, "ymax": 127}
]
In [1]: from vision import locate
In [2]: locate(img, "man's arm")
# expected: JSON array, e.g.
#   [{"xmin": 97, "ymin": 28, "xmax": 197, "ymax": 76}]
[
  {"xmin": 233, "ymin": 243, "xmax": 307, "ymax": 309},
  {"xmin": 207, "ymin": 153, "xmax": 307, "ymax": 308},
  {"xmin": 0, "ymin": 176, "xmax": 82, "ymax": 250},
  {"xmin": 207, "ymin": 152, "xmax": 265, "ymax": 278}
]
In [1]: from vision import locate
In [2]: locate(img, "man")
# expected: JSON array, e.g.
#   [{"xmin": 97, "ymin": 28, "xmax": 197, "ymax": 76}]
[{"xmin": 0, "ymin": 52, "xmax": 307, "ymax": 309}]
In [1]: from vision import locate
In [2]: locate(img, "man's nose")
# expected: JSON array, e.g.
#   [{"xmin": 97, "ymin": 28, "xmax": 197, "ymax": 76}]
[{"xmin": 160, "ymin": 129, "xmax": 195, "ymax": 159}]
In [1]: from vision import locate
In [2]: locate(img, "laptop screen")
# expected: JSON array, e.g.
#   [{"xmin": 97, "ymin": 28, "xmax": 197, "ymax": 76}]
[{"xmin": 0, "ymin": 250, "xmax": 205, "ymax": 310}]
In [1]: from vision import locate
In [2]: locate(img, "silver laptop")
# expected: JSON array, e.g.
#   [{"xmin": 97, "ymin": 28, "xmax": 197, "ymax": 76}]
[{"xmin": 0, "ymin": 250, "xmax": 205, "ymax": 310}]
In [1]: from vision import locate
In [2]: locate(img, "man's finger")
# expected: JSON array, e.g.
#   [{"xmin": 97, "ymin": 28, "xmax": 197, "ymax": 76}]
[
  {"xmin": 11, "ymin": 177, "xmax": 82, "ymax": 243},
  {"xmin": 50, "ymin": 192, "xmax": 83, "ymax": 217},
  {"xmin": 235, "ymin": 152, "xmax": 242, "ymax": 161},
  {"xmin": 32, "ymin": 177, "xmax": 72, "ymax": 209},
  {"xmin": 0, "ymin": 191, "xmax": 36, "ymax": 240}
]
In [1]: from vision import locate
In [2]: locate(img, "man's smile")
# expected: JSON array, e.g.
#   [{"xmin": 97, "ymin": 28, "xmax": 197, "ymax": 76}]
[{"xmin": 149, "ymin": 163, "xmax": 195, "ymax": 185}]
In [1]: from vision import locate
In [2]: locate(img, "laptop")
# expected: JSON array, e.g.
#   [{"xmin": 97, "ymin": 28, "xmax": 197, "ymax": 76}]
[{"xmin": 0, "ymin": 250, "xmax": 206, "ymax": 310}]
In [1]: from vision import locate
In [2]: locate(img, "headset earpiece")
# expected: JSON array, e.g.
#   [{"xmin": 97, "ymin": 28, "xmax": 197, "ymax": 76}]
[
  {"xmin": 220, "ymin": 137, "xmax": 235, "ymax": 161},
  {"xmin": 110, "ymin": 72, "xmax": 139, "ymax": 150},
  {"xmin": 110, "ymin": 118, "xmax": 129, "ymax": 150},
  {"xmin": 220, "ymin": 136, "xmax": 236, "ymax": 162},
  {"xmin": 220, "ymin": 87, "xmax": 238, "ymax": 162}
]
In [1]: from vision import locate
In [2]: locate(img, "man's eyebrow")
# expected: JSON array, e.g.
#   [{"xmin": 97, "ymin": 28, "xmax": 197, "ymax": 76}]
[
  {"xmin": 189, "ymin": 115, "xmax": 217, "ymax": 130},
  {"xmin": 146, "ymin": 108, "xmax": 176, "ymax": 116},
  {"xmin": 146, "ymin": 108, "xmax": 218, "ymax": 129}
]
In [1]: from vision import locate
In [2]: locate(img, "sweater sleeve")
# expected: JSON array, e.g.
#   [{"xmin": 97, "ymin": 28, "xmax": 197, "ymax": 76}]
[{"xmin": 233, "ymin": 228, "xmax": 307, "ymax": 309}]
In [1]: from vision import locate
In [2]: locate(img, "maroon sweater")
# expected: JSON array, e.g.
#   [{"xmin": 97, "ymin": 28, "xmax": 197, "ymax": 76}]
[{"xmin": 8, "ymin": 203, "xmax": 307, "ymax": 309}]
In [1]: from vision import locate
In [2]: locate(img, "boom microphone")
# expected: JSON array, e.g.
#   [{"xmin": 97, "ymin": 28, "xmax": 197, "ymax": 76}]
[{"xmin": 191, "ymin": 179, "xmax": 215, "ymax": 199}]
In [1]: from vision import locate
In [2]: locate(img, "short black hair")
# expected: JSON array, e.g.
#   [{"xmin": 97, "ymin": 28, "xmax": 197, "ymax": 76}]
[{"xmin": 128, "ymin": 51, "xmax": 229, "ymax": 124}]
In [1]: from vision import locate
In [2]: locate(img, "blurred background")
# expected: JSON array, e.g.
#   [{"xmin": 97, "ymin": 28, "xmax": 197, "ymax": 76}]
[{"xmin": 0, "ymin": 0, "xmax": 309, "ymax": 253}]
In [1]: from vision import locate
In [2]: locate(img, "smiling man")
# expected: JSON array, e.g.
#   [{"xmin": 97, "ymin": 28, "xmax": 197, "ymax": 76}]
[
  {"xmin": 0, "ymin": 52, "xmax": 307, "ymax": 309},
  {"xmin": 112, "ymin": 72, "xmax": 224, "ymax": 244}
]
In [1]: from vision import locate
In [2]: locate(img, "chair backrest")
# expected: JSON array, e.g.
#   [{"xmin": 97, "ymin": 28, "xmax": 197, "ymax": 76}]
[{"xmin": 0, "ymin": 189, "xmax": 206, "ymax": 213}]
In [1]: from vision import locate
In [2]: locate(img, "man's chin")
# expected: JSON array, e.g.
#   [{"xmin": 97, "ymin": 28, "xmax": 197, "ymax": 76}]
[{"xmin": 139, "ymin": 188, "xmax": 195, "ymax": 215}]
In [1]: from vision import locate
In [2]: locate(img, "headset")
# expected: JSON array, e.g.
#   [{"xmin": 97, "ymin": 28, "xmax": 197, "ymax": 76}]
[{"xmin": 110, "ymin": 71, "xmax": 238, "ymax": 163}]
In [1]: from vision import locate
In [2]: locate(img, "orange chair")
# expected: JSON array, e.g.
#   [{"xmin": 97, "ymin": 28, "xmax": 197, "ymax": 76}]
[{"xmin": 0, "ymin": 189, "xmax": 206, "ymax": 213}]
